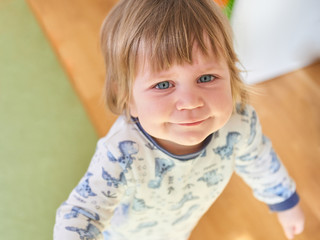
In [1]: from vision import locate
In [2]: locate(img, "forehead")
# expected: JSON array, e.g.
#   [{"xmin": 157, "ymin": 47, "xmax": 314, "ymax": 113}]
[{"xmin": 135, "ymin": 37, "xmax": 223, "ymax": 77}]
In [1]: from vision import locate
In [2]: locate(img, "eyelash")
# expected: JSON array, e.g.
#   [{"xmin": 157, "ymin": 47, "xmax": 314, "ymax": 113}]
[
  {"xmin": 154, "ymin": 74, "xmax": 217, "ymax": 90},
  {"xmin": 155, "ymin": 81, "xmax": 174, "ymax": 90},
  {"xmin": 197, "ymin": 74, "xmax": 216, "ymax": 83}
]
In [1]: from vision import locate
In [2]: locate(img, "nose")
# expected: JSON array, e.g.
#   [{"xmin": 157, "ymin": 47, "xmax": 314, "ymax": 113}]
[{"xmin": 175, "ymin": 87, "xmax": 204, "ymax": 111}]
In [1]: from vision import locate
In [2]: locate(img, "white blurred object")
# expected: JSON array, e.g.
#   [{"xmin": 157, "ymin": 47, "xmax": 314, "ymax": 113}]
[{"xmin": 231, "ymin": 0, "xmax": 320, "ymax": 84}]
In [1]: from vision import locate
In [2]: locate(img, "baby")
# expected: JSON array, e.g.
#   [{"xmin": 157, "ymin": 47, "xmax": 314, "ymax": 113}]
[{"xmin": 54, "ymin": 0, "xmax": 305, "ymax": 239}]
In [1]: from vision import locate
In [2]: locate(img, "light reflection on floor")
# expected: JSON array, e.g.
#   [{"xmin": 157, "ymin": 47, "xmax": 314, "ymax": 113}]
[{"xmin": 235, "ymin": 234, "xmax": 254, "ymax": 240}]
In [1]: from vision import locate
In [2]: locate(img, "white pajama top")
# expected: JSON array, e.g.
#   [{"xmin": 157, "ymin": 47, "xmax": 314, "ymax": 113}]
[{"xmin": 54, "ymin": 104, "xmax": 299, "ymax": 240}]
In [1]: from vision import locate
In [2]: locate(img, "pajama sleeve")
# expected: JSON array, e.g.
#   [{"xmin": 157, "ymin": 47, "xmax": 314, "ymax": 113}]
[
  {"xmin": 54, "ymin": 138, "xmax": 127, "ymax": 239},
  {"xmin": 234, "ymin": 105, "xmax": 299, "ymax": 212}
]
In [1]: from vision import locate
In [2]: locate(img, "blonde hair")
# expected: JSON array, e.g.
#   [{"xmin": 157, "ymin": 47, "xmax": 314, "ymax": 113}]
[{"xmin": 100, "ymin": 0, "xmax": 247, "ymax": 116}]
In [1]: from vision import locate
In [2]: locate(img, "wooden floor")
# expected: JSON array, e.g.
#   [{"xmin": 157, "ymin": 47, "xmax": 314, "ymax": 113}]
[{"xmin": 26, "ymin": 0, "xmax": 320, "ymax": 239}]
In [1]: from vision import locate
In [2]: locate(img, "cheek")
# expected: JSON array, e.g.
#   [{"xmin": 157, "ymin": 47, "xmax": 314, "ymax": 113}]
[
  {"xmin": 210, "ymin": 87, "xmax": 232, "ymax": 105},
  {"xmin": 207, "ymin": 86, "xmax": 233, "ymax": 116},
  {"xmin": 147, "ymin": 92, "xmax": 171, "ymax": 110},
  {"xmin": 130, "ymin": 94, "xmax": 168, "ymax": 119}
]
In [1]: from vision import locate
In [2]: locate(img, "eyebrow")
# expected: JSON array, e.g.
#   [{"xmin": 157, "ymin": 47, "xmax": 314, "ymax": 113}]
[
  {"xmin": 152, "ymin": 70, "xmax": 178, "ymax": 80},
  {"xmin": 142, "ymin": 54, "xmax": 225, "ymax": 82},
  {"xmin": 147, "ymin": 66, "xmax": 219, "ymax": 84}
]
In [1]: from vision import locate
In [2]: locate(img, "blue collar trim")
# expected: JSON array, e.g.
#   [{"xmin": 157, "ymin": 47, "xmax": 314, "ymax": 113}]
[{"xmin": 132, "ymin": 117, "xmax": 213, "ymax": 161}]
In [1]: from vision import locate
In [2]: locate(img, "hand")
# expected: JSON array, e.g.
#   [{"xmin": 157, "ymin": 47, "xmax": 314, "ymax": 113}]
[{"xmin": 276, "ymin": 204, "xmax": 305, "ymax": 239}]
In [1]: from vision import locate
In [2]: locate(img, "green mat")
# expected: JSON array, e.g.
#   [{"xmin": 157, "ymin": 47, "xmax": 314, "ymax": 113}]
[{"xmin": 0, "ymin": 0, "xmax": 98, "ymax": 239}]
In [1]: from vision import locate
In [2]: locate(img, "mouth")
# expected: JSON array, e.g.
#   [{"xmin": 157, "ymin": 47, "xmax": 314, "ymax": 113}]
[{"xmin": 177, "ymin": 118, "xmax": 208, "ymax": 127}]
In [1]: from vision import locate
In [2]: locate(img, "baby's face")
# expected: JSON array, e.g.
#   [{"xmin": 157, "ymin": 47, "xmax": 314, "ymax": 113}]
[{"xmin": 130, "ymin": 44, "xmax": 233, "ymax": 155}]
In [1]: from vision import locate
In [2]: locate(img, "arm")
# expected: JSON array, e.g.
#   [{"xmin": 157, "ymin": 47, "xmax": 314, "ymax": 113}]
[
  {"xmin": 54, "ymin": 138, "xmax": 126, "ymax": 240},
  {"xmin": 234, "ymin": 105, "xmax": 304, "ymax": 238}
]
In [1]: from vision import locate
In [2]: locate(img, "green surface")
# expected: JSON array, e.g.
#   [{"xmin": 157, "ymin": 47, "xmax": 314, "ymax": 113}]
[{"xmin": 0, "ymin": 0, "xmax": 98, "ymax": 239}]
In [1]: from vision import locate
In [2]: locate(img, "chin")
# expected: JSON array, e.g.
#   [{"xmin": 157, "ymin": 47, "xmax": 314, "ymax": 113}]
[{"xmin": 175, "ymin": 134, "xmax": 209, "ymax": 147}]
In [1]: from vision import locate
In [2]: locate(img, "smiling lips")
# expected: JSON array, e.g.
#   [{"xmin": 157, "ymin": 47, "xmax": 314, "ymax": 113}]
[{"xmin": 176, "ymin": 118, "xmax": 207, "ymax": 127}]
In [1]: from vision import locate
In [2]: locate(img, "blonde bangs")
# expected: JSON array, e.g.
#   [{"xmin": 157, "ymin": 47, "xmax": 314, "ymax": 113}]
[{"xmin": 133, "ymin": 0, "xmax": 231, "ymax": 73}]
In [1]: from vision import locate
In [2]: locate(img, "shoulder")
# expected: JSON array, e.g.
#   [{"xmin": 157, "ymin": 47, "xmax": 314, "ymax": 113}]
[
  {"xmin": 96, "ymin": 116, "xmax": 142, "ymax": 154},
  {"xmin": 223, "ymin": 104, "xmax": 258, "ymax": 131},
  {"xmin": 216, "ymin": 104, "xmax": 261, "ymax": 148},
  {"xmin": 87, "ymin": 116, "xmax": 146, "ymax": 182},
  {"xmin": 235, "ymin": 103, "xmax": 257, "ymax": 122}
]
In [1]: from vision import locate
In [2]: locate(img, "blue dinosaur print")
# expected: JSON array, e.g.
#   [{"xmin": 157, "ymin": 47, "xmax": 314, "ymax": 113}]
[
  {"xmin": 213, "ymin": 130, "xmax": 220, "ymax": 138},
  {"xmin": 197, "ymin": 169, "xmax": 223, "ymax": 187},
  {"xmin": 64, "ymin": 206, "xmax": 100, "ymax": 221},
  {"xmin": 171, "ymin": 192, "xmax": 199, "ymax": 210},
  {"xmin": 132, "ymin": 197, "xmax": 152, "ymax": 211},
  {"xmin": 75, "ymin": 172, "xmax": 97, "ymax": 198},
  {"xmin": 172, "ymin": 205, "xmax": 199, "ymax": 225},
  {"xmin": 145, "ymin": 142, "xmax": 157, "ymax": 150},
  {"xmin": 110, "ymin": 204, "xmax": 130, "ymax": 227},
  {"xmin": 236, "ymin": 103, "xmax": 249, "ymax": 116},
  {"xmin": 238, "ymin": 152, "xmax": 258, "ymax": 162},
  {"xmin": 148, "ymin": 158, "xmax": 175, "ymax": 189},
  {"xmin": 107, "ymin": 141, "xmax": 139, "ymax": 172},
  {"xmin": 213, "ymin": 132, "xmax": 241, "ymax": 160},
  {"xmin": 248, "ymin": 110, "xmax": 257, "ymax": 145},
  {"xmin": 184, "ymin": 183, "xmax": 195, "ymax": 189},
  {"xmin": 107, "ymin": 151, "xmax": 117, "ymax": 162},
  {"xmin": 258, "ymin": 183, "xmax": 292, "ymax": 199},
  {"xmin": 269, "ymin": 150, "xmax": 281, "ymax": 173},
  {"xmin": 117, "ymin": 204, "xmax": 130, "ymax": 217},
  {"xmin": 168, "ymin": 186, "xmax": 175, "ymax": 194},
  {"xmin": 102, "ymin": 167, "xmax": 127, "ymax": 188},
  {"xmin": 237, "ymin": 150, "xmax": 281, "ymax": 176},
  {"xmin": 102, "ymin": 190, "xmax": 117, "ymax": 198},
  {"xmin": 200, "ymin": 149, "xmax": 207, "ymax": 157},
  {"xmin": 65, "ymin": 223, "xmax": 100, "ymax": 240},
  {"xmin": 133, "ymin": 221, "xmax": 158, "ymax": 232}
]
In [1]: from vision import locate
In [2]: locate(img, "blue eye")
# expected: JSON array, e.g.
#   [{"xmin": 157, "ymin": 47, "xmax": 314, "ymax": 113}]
[
  {"xmin": 155, "ymin": 81, "xmax": 172, "ymax": 89},
  {"xmin": 198, "ymin": 75, "xmax": 215, "ymax": 83}
]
